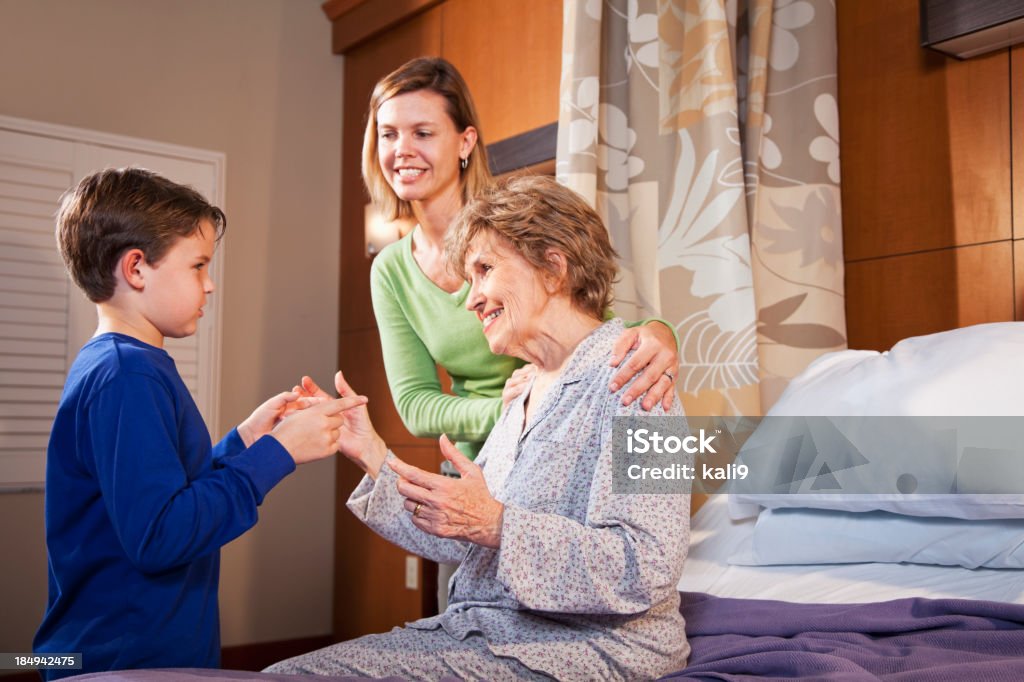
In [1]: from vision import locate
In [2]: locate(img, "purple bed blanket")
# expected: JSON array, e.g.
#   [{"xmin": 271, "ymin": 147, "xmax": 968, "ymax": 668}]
[
  {"xmin": 667, "ymin": 591, "xmax": 1024, "ymax": 681},
  {"xmin": 64, "ymin": 592, "xmax": 1024, "ymax": 681}
]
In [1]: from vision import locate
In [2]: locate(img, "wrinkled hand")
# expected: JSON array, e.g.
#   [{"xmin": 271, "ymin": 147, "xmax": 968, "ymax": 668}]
[
  {"xmin": 271, "ymin": 395, "xmax": 369, "ymax": 465},
  {"xmin": 389, "ymin": 435, "xmax": 504, "ymax": 548},
  {"xmin": 502, "ymin": 364, "xmax": 536, "ymax": 409},
  {"xmin": 609, "ymin": 321, "xmax": 679, "ymax": 411},
  {"xmin": 329, "ymin": 371, "xmax": 388, "ymax": 478},
  {"xmin": 238, "ymin": 390, "xmax": 326, "ymax": 447}
]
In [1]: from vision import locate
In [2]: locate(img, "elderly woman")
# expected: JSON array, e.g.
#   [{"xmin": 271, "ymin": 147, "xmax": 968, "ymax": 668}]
[{"xmin": 267, "ymin": 176, "xmax": 691, "ymax": 681}]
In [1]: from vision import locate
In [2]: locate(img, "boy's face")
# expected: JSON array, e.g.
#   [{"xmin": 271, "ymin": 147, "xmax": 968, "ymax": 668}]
[{"xmin": 140, "ymin": 221, "xmax": 217, "ymax": 340}]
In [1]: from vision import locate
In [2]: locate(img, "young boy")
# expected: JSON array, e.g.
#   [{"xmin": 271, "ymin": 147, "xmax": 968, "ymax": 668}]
[{"xmin": 33, "ymin": 168, "xmax": 363, "ymax": 679}]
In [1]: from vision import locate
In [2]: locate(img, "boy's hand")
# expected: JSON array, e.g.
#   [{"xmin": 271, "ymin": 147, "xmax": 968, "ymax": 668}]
[
  {"xmin": 271, "ymin": 395, "xmax": 369, "ymax": 465},
  {"xmin": 237, "ymin": 391, "xmax": 325, "ymax": 448}
]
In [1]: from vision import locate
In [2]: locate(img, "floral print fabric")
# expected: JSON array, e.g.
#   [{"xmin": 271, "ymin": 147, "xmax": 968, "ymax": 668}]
[
  {"xmin": 343, "ymin": 320, "xmax": 691, "ymax": 680},
  {"xmin": 558, "ymin": 0, "xmax": 847, "ymax": 416}
]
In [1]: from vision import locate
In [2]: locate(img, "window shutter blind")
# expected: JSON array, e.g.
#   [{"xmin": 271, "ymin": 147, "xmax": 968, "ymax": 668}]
[
  {"xmin": 0, "ymin": 118, "xmax": 224, "ymax": 490},
  {"xmin": 0, "ymin": 134, "xmax": 75, "ymax": 488}
]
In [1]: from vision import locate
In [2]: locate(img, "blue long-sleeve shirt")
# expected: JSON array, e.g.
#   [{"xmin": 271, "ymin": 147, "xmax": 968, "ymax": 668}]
[{"xmin": 34, "ymin": 333, "xmax": 295, "ymax": 679}]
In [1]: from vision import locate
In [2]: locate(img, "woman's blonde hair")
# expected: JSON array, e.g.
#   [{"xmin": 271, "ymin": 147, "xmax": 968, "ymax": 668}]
[
  {"xmin": 446, "ymin": 175, "xmax": 618, "ymax": 320},
  {"xmin": 362, "ymin": 57, "xmax": 492, "ymax": 220}
]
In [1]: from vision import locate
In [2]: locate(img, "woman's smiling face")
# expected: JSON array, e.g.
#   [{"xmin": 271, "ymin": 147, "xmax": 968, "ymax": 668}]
[
  {"xmin": 376, "ymin": 89, "xmax": 476, "ymax": 209},
  {"xmin": 464, "ymin": 232, "xmax": 553, "ymax": 358}
]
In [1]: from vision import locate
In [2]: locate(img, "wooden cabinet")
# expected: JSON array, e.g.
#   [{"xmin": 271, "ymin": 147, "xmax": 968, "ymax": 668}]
[
  {"xmin": 324, "ymin": 0, "xmax": 561, "ymax": 641},
  {"xmin": 837, "ymin": 1, "xmax": 1019, "ymax": 350},
  {"xmin": 441, "ymin": 0, "xmax": 562, "ymax": 143}
]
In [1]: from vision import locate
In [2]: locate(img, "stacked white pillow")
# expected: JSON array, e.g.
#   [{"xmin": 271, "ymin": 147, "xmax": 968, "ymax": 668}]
[{"xmin": 728, "ymin": 322, "xmax": 1024, "ymax": 569}]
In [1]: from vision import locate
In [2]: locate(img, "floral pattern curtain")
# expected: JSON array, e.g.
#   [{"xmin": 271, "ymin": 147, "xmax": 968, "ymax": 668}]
[{"xmin": 557, "ymin": 0, "xmax": 846, "ymax": 416}]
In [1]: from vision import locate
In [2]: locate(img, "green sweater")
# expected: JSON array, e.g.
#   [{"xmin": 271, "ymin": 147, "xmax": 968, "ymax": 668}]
[
  {"xmin": 370, "ymin": 232, "xmax": 519, "ymax": 459},
  {"xmin": 369, "ymin": 230, "xmax": 667, "ymax": 459}
]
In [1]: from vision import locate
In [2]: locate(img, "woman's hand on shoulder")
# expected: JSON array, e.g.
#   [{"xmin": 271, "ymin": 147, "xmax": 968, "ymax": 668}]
[
  {"xmin": 502, "ymin": 364, "xmax": 536, "ymax": 409},
  {"xmin": 609, "ymin": 321, "xmax": 679, "ymax": 411},
  {"xmin": 389, "ymin": 435, "xmax": 504, "ymax": 548}
]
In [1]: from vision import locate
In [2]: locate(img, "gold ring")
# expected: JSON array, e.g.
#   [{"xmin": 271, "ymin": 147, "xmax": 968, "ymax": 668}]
[{"xmin": 413, "ymin": 502, "xmax": 422, "ymax": 517}]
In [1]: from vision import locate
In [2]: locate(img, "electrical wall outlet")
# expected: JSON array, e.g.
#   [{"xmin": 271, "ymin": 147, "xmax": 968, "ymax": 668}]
[{"xmin": 405, "ymin": 555, "xmax": 418, "ymax": 590}]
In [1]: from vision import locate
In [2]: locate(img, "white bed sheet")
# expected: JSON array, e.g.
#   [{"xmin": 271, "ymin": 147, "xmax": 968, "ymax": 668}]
[{"xmin": 678, "ymin": 495, "xmax": 1024, "ymax": 605}]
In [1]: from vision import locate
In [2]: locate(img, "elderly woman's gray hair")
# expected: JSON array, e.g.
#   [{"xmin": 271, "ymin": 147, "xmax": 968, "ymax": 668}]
[{"xmin": 445, "ymin": 175, "xmax": 619, "ymax": 320}]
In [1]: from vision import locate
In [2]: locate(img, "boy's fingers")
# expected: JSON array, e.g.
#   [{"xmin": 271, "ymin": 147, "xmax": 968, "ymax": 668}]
[
  {"xmin": 266, "ymin": 390, "xmax": 296, "ymax": 407},
  {"xmin": 316, "ymin": 395, "xmax": 367, "ymax": 415},
  {"xmin": 335, "ymin": 395, "xmax": 368, "ymax": 412}
]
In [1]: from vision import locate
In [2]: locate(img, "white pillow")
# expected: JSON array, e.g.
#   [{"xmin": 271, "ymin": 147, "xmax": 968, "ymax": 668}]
[
  {"xmin": 729, "ymin": 322, "xmax": 1024, "ymax": 520},
  {"xmin": 730, "ymin": 507, "xmax": 1024, "ymax": 569},
  {"xmin": 762, "ymin": 322, "xmax": 1024, "ymax": 417}
]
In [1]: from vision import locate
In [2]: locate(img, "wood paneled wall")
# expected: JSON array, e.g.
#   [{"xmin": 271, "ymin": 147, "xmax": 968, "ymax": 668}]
[
  {"xmin": 838, "ymin": 1, "xmax": 1022, "ymax": 350},
  {"xmin": 328, "ymin": 0, "xmax": 561, "ymax": 641}
]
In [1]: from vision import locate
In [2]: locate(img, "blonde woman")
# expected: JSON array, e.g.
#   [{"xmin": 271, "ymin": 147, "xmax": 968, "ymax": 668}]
[{"xmin": 304, "ymin": 57, "xmax": 680, "ymax": 608}]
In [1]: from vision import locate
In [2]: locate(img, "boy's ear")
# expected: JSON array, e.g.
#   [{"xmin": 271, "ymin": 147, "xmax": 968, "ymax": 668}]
[{"xmin": 119, "ymin": 249, "xmax": 147, "ymax": 291}]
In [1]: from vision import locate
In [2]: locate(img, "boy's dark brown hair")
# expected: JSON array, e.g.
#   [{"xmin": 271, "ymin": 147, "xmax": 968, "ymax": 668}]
[{"xmin": 57, "ymin": 167, "xmax": 226, "ymax": 302}]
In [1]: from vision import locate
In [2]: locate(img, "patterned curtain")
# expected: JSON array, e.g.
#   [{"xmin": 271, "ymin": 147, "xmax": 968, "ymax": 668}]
[{"xmin": 557, "ymin": 0, "xmax": 846, "ymax": 416}]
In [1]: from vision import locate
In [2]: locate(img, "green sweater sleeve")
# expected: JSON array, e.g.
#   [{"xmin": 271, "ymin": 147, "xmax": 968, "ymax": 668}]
[
  {"xmin": 612, "ymin": 312, "xmax": 681, "ymax": 351},
  {"xmin": 370, "ymin": 254, "xmax": 504, "ymax": 448}
]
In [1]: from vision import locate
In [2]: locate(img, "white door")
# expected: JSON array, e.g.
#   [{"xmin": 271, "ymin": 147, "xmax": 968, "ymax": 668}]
[{"xmin": 0, "ymin": 116, "xmax": 225, "ymax": 489}]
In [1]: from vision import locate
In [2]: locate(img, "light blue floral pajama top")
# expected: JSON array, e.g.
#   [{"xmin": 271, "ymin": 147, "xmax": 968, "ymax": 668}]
[{"xmin": 347, "ymin": 319, "xmax": 691, "ymax": 680}]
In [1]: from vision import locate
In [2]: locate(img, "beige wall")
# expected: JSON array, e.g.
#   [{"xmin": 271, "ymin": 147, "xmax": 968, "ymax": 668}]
[{"xmin": 0, "ymin": 0, "xmax": 343, "ymax": 655}]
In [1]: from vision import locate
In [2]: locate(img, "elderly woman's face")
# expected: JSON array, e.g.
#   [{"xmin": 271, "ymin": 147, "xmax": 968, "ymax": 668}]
[{"xmin": 464, "ymin": 233, "xmax": 552, "ymax": 358}]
